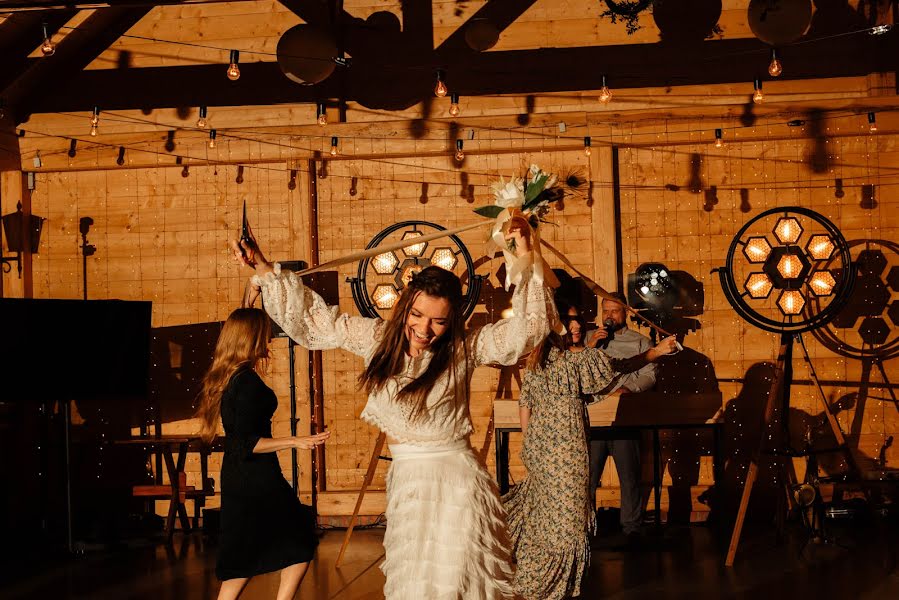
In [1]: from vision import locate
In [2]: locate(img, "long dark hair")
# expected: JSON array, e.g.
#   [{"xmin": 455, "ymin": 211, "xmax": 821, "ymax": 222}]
[
  {"xmin": 359, "ymin": 266, "xmax": 467, "ymax": 421},
  {"xmin": 526, "ymin": 296, "xmax": 583, "ymax": 371},
  {"xmin": 196, "ymin": 308, "xmax": 271, "ymax": 445}
]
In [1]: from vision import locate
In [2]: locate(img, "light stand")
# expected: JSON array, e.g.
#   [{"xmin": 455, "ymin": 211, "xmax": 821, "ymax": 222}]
[
  {"xmin": 715, "ymin": 207, "xmax": 856, "ymax": 566},
  {"xmin": 79, "ymin": 217, "xmax": 96, "ymax": 300}
]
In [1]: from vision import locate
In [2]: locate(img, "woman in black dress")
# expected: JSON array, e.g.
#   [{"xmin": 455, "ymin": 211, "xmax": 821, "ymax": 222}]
[{"xmin": 197, "ymin": 308, "xmax": 330, "ymax": 600}]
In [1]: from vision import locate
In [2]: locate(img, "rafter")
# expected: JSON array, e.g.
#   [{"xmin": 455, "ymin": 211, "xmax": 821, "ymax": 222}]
[
  {"xmin": 435, "ymin": 0, "xmax": 539, "ymax": 55},
  {"xmin": 0, "ymin": 0, "xmax": 244, "ymax": 10},
  {"xmin": 3, "ymin": 7, "xmax": 153, "ymax": 120},
  {"xmin": 21, "ymin": 30, "xmax": 898, "ymax": 117},
  {"xmin": 0, "ymin": 10, "xmax": 77, "ymax": 91}
]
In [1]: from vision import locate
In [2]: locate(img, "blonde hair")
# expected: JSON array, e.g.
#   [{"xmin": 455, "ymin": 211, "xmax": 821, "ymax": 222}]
[{"xmin": 196, "ymin": 308, "xmax": 271, "ymax": 444}]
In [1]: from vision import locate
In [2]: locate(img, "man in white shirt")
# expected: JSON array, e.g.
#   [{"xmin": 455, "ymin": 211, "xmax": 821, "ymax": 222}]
[{"xmin": 587, "ymin": 292, "xmax": 656, "ymax": 538}]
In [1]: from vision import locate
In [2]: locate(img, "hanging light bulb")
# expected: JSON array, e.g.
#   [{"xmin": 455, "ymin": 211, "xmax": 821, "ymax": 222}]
[
  {"xmin": 197, "ymin": 106, "xmax": 208, "ymax": 128},
  {"xmin": 287, "ymin": 169, "xmax": 297, "ymax": 191},
  {"xmin": 583, "ymin": 136, "xmax": 592, "ymax": 157},
  {"xmin": 68, "ymin": 139, "xmax": 78, "ymax": 158},
  {"xmin": 116, "ymin": 146, "xmax": 126, "ymax": 166},
  {"xmin": 434, "ymin": 69, "xmax": 448, "ymax": 97},
  {"xmin": 598, "ymin": 75, "xmax": 612, "ymax": 104},
  {"xmin": 454, "ymin": 139, "xmax": 464, "ymax": 162},
  {"xmin": 181, "ymin": 164, "xmax": 190, "ymax": 178},
  {"xmin": 868, "ymin": 112, "xmax": 877, "ymax": 133},
  {"xmin": 226, "ymin": 50, "xmax": 240, "ymax": 81},
  {"xmin": 89, "ymin": 106, "xmax": 100, "ymax": 136},
  {"xmin": 40, "ymin": 22, "xmax": 56, "ymax": 56},
  {"xmin": 235, "ymin": 165, "xmax": 244, "ymax": 184},
  {"xmin": 449, "ymin": 93, "xmax": 460, "ymax": 117},
  {"xmin": 715, "ymin": 128, "xmax": 724, "ymax": 148},
  {"xmin": 330, "ymin": 136, "xmax": 339, "ymax": 156},
  {"xmin": 208, "ymin": 129, "xmax": 217, "ymax": 149},
  {"xmin": 768, "ymin": 49, "xmax": 782, "ymax": 77},
  {"xmin": 753, "ymin": 79, "xmax": 764, "ymax": 104},
  {"xmin": 316, "ymin": 102, "xmax": 327, "ymax": 126}
]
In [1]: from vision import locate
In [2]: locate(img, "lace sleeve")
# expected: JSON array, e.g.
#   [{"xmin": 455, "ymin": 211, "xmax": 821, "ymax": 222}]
[
  {"xmin": 470, "ymin": 261, "xmax": 559, "ymax": 367},
  {"xmin": 252, "ymin": 263, "xmax": 382, "ymax": 357}
]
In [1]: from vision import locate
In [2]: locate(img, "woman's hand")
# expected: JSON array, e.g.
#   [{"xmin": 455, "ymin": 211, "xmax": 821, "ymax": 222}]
[
  {"xmin": 504, "ymin": 212, "xmax": 533, "ymax": 258},
  {"xmin": 291, "ymin": 431, "xmax": 331, "ymax": 449},
  {"xmin": 647, "ymin": 336, "xmax": 679, "ymax": 362},
  {"xmin": 230, "ymin": 223, "xmax": 273, "ymax": 274}
]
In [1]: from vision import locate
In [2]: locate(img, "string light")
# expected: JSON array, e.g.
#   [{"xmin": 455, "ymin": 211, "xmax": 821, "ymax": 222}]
[
  {"xmin": 235, "ymin": 165, "xmax": 244, "ymax": 184},
  {"xmin": 715, "ymin": 128, "xmax": 724, "ymax": 148},
  {"xmin": 40, "ymin": 22, "xmax": 56, "ymax": 56},
  {"xmin": 583, "ymin": 136, "xmax": 592, "ymax": 156},
  {"xmin": 208, "ymin": 129, "xmax": 217, "ymax": 149},
  {"xmin": 598, "ymin": 74, "xmax": 612, "ymax": 104},
  {"xmin": 226, "ymin": 50, "xmax": 240, "ymax": 81},
  {"xmin": 316, "ymin": 102, "xmax": 327, "ymax": 126},
  {"xmin": 768, "ymin": 49, "xmax": 782, "ymax": 77},
  {"xmin": 181, "ymin": 163, "xmax": 189, "ymax": 177},
  {"xmin": 330, "ymin": 136, "xmax": 339, "ymax": 156},
  {"xmin": 449, "ymin": 93, "xmax": 460, "ymax": 117},
  {"xmin": 434, "ymin": 69, "xmax": 448, "ymax": 97},
  {"xmin": 287, "ymin": 169, "xmax": 297, "ymax": 190},
  {"xmin": 197, "ymin": 106, "xmax": 208, "ymax": 128},
  {"xmin": 753, "ymin": 79, "xmax": 764, "ymax": 104},
  {"xmin": 116, "ymin": 146, "xmax": 126, "ymax": 166},
  {"xmin": 89, "ymin": 106, "xmax": 100, "ymax": 136},
  {"xmin": 868, "ymin": 112, "xmax": 877, "ymax": 133},
  {"xmin": 454, "ymin": 139, "xmax": 464, "ymax": 162},
  {"xmin": 67, "ymin": 139, "xmax": 77, "ymax": 158}
]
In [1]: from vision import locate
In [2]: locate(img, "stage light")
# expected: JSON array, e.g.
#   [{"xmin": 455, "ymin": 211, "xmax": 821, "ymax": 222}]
[
  {"xmin": 400, "ymin": 262, "xmax": 425, "ymax": 286},
  {"xmin": 401, "ymin": 230, "xmax": 426, "ymax": 257},
  {"xmin": 430, "ymin": 247, "xmax": 457, "ymax": 270},
  {"xmin": 777, "ymin": 290, "xmax": 805, "ymax": 316},
  {"xmin": 774, "ymin": 216, "xmax": 803, "ymax": 244},
  {"xmin": 744, "ymin": 272, "xmax": 773, "ymax": 299},
  {"xmin": 808, "ymin": 271, "xmax": 836, "ymax": 296},
  {"xmin": 372, "ymin": 284, "xmax": 399, "ymax": 310},
  {"xmin": 776, "ymin": 253, "xmax": 803, "ymax": 279},
  {"xmin": 743, "ymin": 236, "xmax": 772, "ymax": 263},
  {"xmin": 372, "ymin": 251, "xmax": 399, "ymax": 275},
  {"xmin": 806, "ymin": 234, "xmax": 834, "ymax": 260}
]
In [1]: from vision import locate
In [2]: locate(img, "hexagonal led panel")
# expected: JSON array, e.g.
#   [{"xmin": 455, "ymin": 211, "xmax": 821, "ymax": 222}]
[
  {"xmin": 430, "ymin": 247, "xmax": 457, "ymax": 271},
  {"xmin": 371, "ymin": 251, "xmax": 399, "ymax": 275},
  {"xmin": 372, "ymin": 284, "xmax": 399, "ymax": 309},
  {"xmin": 808, "ymin": 271, "xmax": 836, "ymax": 296},
  {"xmin": 744, "ymin": 272, "xmax": 773, "ymax": 299},
  {"xmin": 401, "ymin": 231, "xmax": 427, "ymax": 257},
  {"xmin": 777, "ymin": 289, "xmax": 805, "ymax": 316},
  {"xmin": 743, "ymin": 236, "xmax": 772, "ymax": 263},
  {"xmin": 858, "ymin": 317, "xmax": 890, "ymax": 345},
  {"xmin": 399, "ymin": 262, "xmax": 425, "ymax": 287},
  {"xmin": 777, "ymin": 254, "xmax": 804, "ymax": 279},
  {"xmin": 806, "ymin": 234, "xmax": 835, "ymax": 260},
  {"xmin": 774, "ymin": 216, "xmax": 803, "ymax": 245},
  {"xmin": 886, "ymin": 266, "xmax": 899, "ymax": 292}
]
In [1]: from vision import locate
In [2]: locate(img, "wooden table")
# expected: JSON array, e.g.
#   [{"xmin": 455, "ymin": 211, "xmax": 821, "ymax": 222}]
[
  {"xmin": 493, "ymin": 392, "xmax": 724, "ymax": 528},
  {"xmin": 116, "ymin": 435, "xmax": 222, "ymax": 540}
]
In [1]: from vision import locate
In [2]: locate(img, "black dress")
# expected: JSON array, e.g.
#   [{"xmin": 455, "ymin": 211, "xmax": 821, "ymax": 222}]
[{"xmin": 216, "ymin": 369, "xmax": 318, "ymax": 580}]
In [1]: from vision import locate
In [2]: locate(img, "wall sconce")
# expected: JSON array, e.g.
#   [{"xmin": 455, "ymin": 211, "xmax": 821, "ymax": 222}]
[{"xmin": 1, "ymin": 202, "xmax": 45, "ymax": 277}]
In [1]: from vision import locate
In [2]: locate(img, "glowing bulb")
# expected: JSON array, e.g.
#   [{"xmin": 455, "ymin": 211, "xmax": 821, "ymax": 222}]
[
  {"xmin": 768, "ymin": 49, "xmax": 782, "ymax": 77},
  {"xmin": 226, "ymin": 50, "xmax": 240, "ymax": 80},
  {"xmin": 208, "ymin": 129, "xmax": 217, "ymax": 149},
  {"xmin": 434, "ymin": 70, "xmax": 448, "ymax": 97},
  {"xmin": 584, "ymin": 136, "xmax": 592, "ymax": 156},
  {"xmin": 454, "ymin": 139, "xmax": 464, "ymax": 162},
  {"xmin": 197, "ymin": 106, "xmax": 208, "ymax": 128},
  {"xmin": 330, "ymin": 136, "xmax": 339, "ymax": 156},
  {"xmin": 40, "ymin": 22, "xmax": 55, "ymax": 56},
  {"xmin": 317, "ymin": 102, "xmax": 327, "ymax": 126},
  {"xmin": 449, "ymin": 93, "xmax": 460, "ymax": 117},
  {"xmin": 868, "ymin": 112, "xmax": 877, "ymax": 133},
  {"xmin": 714, "ymin": 128, "xmax": 723, "ymax": 148},
  {"xmin": 752, "ymin": 79, "xmax": 764, "ymax": 104},
  {"xmin": 90, "ymin": 124, "xmax": 98, "ymax": 137}
]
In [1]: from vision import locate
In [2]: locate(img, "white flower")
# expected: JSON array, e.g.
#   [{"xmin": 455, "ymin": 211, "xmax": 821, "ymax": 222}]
[
  {"xmin": 545, "ymin": 173, "xmax": 557, "ymax": 188},
  {"xmin": 491, "ymin": 176, "xmax": 524, "ymax": 207}
]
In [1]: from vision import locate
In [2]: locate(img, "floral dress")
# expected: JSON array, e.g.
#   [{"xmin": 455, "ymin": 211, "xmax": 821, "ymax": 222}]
[{"xmin": 503, "ymin": 347, "xmax": 642, "ymax": 599}]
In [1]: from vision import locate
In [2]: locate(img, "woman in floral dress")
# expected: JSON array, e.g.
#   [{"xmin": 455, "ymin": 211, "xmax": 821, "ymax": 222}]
[{"xmin": 503, "ymin": 299, "xmax": 675, "ymax": 599}]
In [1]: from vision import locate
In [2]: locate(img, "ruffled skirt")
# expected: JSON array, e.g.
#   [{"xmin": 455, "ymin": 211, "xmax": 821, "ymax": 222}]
[{"xmin": 382, "ymin": 440, "xmax": 517, "ymax": 600}]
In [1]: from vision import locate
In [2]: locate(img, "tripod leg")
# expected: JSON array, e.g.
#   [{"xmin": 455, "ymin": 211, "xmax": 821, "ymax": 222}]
[
  {"xmin": 726, "ymin": 461, "xmax": 759, "ymax": 567},
  {"xmin": 336, "ymin": 431, "xmax": 386, "ymax": 567}
]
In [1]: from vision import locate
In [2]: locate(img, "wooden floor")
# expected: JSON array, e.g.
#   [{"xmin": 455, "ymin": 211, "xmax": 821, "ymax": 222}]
[{"xmin": 4, "ymin": 520, "xmax": 899, "ymax": 599}]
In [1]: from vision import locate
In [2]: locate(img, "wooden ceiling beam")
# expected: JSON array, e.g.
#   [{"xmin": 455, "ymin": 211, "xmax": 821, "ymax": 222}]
[
  {"xmin": 435, "ymin": 0, "xmax": 539, "ymax": 55},
  {"xmin": 0, "ymin": 0, "xmax": 246, "ymax": 10},
  {"xmin": 21, "ymin": 30, "xmax": 899, "ymax": 116}
]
